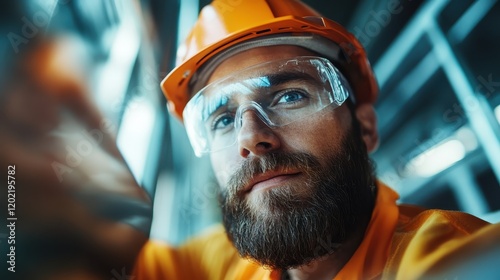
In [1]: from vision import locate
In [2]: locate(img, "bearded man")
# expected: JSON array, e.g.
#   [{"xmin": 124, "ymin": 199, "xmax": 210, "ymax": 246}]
[{"xmin": 133, "ymin": 1, "xmax": 500, "ymax": 279}]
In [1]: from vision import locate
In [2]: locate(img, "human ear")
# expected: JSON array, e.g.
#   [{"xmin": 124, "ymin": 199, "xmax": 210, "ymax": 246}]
[{"xmin": 355, "ymin": 103, "xmax": 379, "ymax": 153}]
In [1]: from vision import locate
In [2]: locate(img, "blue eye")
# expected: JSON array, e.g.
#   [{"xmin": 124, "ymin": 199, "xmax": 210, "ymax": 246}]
[
  {"xmin": 212, "ymin": 114, "xmax": 235, "ymax": 130},
  {"xmin": 277, "ymin": 90, "xmax": 306, "ymax": 104}
]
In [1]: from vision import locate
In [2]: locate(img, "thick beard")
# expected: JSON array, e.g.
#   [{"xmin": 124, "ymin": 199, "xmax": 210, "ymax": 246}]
[{"xmin": 219, "ymin": 126, "xmax": 376, "ymax": 270}]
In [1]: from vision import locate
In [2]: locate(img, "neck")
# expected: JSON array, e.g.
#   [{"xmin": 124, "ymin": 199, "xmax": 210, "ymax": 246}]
[{"xmin": 285, "ymin": 213, "xmax": 371, "ymax": 280}]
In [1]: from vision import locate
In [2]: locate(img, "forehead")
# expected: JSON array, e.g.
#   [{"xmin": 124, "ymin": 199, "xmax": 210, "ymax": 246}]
[{"xmin": 207, "ymin": 45, "xmax": 318, "ymax": 85}]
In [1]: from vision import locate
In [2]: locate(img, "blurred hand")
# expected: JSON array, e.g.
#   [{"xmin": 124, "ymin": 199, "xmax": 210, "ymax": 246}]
[{"xmin": 0, "ymin": 37, "xmax": 152, "ymax": 279}]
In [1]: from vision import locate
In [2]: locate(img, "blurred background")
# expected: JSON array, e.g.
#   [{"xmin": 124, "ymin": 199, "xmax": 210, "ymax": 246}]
[{"xmin": 1, "ymin": 0, "xmax": 499, "ymax": 248}]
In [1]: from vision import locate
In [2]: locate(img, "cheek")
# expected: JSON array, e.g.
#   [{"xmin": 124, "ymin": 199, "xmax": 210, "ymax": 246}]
[
  {"xmin": 282, "ymin": 111, "xmax": 348, "ymax": 155},
  {"xmin": 210, "ymin": 149, "xmax": 239, "ymax": 186}
]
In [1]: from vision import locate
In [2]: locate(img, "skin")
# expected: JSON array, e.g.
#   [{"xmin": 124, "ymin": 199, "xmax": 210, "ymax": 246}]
[{"xmin": 207, "ymin": 45, "xmax": 379, "ymax": 280}]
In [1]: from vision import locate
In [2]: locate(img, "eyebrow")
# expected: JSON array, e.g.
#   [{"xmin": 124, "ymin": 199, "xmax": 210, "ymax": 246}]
[
  {"xmin": 202, "ymin": 94, "xmax": 230, "ymax": 122},
  {"xmin": 266, "ymin": 71, "xmax": 317, "ymax": 86},
  {"xmin": 201, "ymin": 71, "xmax": 317, "ymax": 121}
]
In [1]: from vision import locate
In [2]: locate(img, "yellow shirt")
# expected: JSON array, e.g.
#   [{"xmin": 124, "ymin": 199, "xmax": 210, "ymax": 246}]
[{"xmin": 133, "ymin": 183, "xmax": 500, "ymax": 279}]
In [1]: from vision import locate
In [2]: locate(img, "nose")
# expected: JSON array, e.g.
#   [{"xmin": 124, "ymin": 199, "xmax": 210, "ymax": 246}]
[{"xmin": 237, "ymin": 110, "xmax": 281, "ymax": 158}]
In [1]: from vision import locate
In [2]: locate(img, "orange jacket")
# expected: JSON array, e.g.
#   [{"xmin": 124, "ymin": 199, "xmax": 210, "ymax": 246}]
[{"xmin": 133, "ymin": 183, "xmax": 500, "ymax": 279}]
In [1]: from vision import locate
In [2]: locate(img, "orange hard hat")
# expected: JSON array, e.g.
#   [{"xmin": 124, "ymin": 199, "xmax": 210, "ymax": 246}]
[{"xmin": 161, "ymin": 0, "xmax": 378, "ymax": 120}]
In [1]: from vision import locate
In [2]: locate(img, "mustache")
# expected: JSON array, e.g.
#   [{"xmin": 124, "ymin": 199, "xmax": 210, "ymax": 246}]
[{"xmin": 225, "ymin": 152, "xmax": 320, "ymax": 196}]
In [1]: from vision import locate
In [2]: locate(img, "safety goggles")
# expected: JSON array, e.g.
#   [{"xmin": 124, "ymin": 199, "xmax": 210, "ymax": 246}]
[{"xmin": 183, "ymin": 56, "xmax": 351, "ymax": 157}]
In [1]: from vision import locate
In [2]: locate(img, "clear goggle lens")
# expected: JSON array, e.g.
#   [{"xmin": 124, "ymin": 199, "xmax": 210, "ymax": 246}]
[{"xmin": 183, "ymin": 56, "xmax": 351, "ymax": 157}]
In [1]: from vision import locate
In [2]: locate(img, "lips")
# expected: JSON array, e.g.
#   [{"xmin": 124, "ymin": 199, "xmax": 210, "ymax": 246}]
[{"xmin": 243, "ymin": 170, "xmax": 301, "ymax": 193}]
